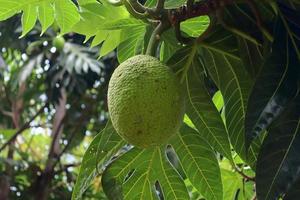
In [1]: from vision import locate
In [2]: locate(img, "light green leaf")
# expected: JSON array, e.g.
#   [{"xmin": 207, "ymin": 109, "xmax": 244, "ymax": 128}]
[
  {"xmin": 221, "ymin": 169, "xmax": 254, "ymax": 200},
  {"xmin": 102, "ymin": 18, "xmax": 145, "ymax": 30},
  {"xmin": 38, "ymin": 2, "xmax": 55, "ymax": 34},
  {"xmin": 117, "ymin": 26, "xmax": 146, "ymax": 63},
  {"xmin": 168, "ymin": 46, "xmax": 232, "ymax": 162},
  {"xmin": 221, "ymin": 169, "xmax": 242, "ymax": 200},
  {"xmin": 72, "ymin": 120, "xmax": 125, "ymax": 200},
  {"xmin": 91, "ymin": 30, "xmax": 108, "ymax": 47},
  {"xmin": 212, "ymin": 91, "xmax": 224, "ymax": 112},
  {"xmin": 102, "ymin": 147, "xmax": 189, "ymax": 200},
  {"xmin": 171, "ymin": 124, "xmax": 223, "ymax": 200},
  {"xmin": 100, "ymin": 30, "xmax": 122, "ymax": 58},
  {"xmin": 181, "ymin": 16, "xmax": 210, "ymax": 37},
  {"xmin": 0, "ymin": 0, "xmax": 80, "ymax": 36},
  {"xmin": 54, "ymin": 0, "xmax": 80, "ymax": 34},
  {"xmin": 201, "ymin": 27, "xmax": 253, "ymax": 161},
  {"xmin": 20, "ymin": 5, "xmax": 38, "ymax": 37}
]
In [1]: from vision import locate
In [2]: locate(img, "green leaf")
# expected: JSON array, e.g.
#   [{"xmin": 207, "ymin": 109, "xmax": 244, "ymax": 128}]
[
  {"xmin": 168, "ymin": 46, "xmax": 232, "ymax": 161},
  {"xmin": 222, "ymin": 3, "xmax": 274, "ymax": 44},
  {"xmin": 20, "ymin": 5, "xmax": 38, "ymax": 37},
  {"xmin": 102, "ymin": 147, "xmax": 189, "ymax": 200},
  {"xmin": 100, "ymin": 30, "xmax": 122, "ymax": 58},
  {"xmin": 117, "ymin": 26, "xmax": 146, "ymax": 63},
  {"xmin": 0, "ymin": 0, "xmax": 80, "ymax": 36},
  {"xmin": 285, "ymin": 178, "xmax": 300, "ymax": 200},
  {"xmin": 181, "ymin": 16, "xmax": 210, "ymax": 37},
  {"xmin": 54, "ymin": 0, "xmax": 80, "ymax": 34},
  {"xmin": 161, "ymin": 30, "xmax": 182, "ymax": 62},
  {"xmin": 245, "ymin": 18, "xmax": 300, "ymax": 149},
  {"xmin": 237, "ymin": 37, "xmax": 264, "ymax": 79},
  {"xmin": 38, "ymin": 2, "xmax": 55, "ymax": 34},
  {"xmin": 212, "ymin": 91, "xmax": 224, "ymax": 112},
  {"xmin": 171, "ymin": 124, "xmax": 223, "ymax": 200},
  {"xmin": 72, "ymin": 3, "xmax": 130, "ymax": 56},
  {"xmin": 164, "ymin": 0, "xmax": 186, "ymax": 8},
  {"xmin": 279, "ymin": 4, "xmax": 300, "ymax": 59},
  {"xmin": 0, "ymin": 0, "xmax": 42, "ymax": 20},
  {"xmin": 201, "ymin": 27, "xmax": 253, "ymax": 161},
  {"xmin": 256, "ymin": 95, "xmax": 300, "ymax": 200},
  {"xmin": 72, "ymin": 120, "xmax": 125, "ymax": 200},
  {"xmin": 221, "ymin": 169, "xmax": 242, "ymax": 200},
  {"xmin": 91, "ymin": 30, "xmax": 108, "ymax": 47},
  {"xmin": 102, "ymin": 18, "xmax": 145, "ymax": 30},
  {"xmin": 161, "ymin": 16, "xmax": 210, "ymax": 62}
]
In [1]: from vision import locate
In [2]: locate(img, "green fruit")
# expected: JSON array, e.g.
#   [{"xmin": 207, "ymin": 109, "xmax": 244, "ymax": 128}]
[
  {"xmin": 52, "ymin": 36, "xmax": 65, "ymax": 50},
  {"xmin": 108, "ymin": 55, "xmax": 185, "ymax": 148}
]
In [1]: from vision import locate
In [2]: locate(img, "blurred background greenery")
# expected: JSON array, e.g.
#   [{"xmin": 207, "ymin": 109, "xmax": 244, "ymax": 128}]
[{"xmin": 0, "ymin": 15, "xmax": 117, "ymax": 199}]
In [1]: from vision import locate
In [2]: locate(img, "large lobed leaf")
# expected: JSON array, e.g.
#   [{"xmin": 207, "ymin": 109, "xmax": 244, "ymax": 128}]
[
  {"xmin": 0, "ymin": 0, "xmax": 80, "ymax": 35},
  {"xmin": 256, "ymin": 95, "xmax": 300, "ymax": 200},
  {"xmin": 245, "ymin": 16, "xmax": 300, "ymax": 149},
  {"xmin": 201, "ymin": 27, "xmax": 254, "ymax": 162},
  {"xmin": 72, "ymin": 121, "xmax": 125, "ymax": 200},
  {"xmin": 171, "ymin": 124, "xmax": 223, "ymax": 200},
  {"xmin": 167, "ymin": 45, "xmax": 232, "ymax": 162},
  {"xmin": 102, "ymin": 146, "xmax": 189, "ymax": 200}
]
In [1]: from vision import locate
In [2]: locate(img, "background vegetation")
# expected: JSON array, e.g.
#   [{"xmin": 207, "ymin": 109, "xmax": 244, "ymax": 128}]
[{"xmin": 0, "ymin": 0, "xmax": 299, "ymax": 200}]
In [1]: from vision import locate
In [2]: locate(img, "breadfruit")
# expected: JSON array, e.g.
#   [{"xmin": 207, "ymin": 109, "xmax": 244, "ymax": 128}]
[{"xmin": 108, "ymin": 55, "xmax": 184, "ymax": 148}]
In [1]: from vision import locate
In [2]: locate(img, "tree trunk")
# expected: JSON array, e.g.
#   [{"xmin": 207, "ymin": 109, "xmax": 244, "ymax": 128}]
[
  {"xmin": 0, "ymin": 84, "xmax": 24, "ymax": 200},
  {"xmin": 33, "ymin": 89, "xmax": 67, "ymax": 200}
]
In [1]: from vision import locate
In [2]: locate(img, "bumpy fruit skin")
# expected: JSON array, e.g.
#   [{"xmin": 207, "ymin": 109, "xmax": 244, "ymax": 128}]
[{"xmin": 108, "ymin": 55, "xmax": 185, "ymax": 148}]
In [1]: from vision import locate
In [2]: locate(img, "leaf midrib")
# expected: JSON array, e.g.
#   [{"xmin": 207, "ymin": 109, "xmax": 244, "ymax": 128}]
[
  {"xmin": 178, "ymin": 134, "xmax": 218, "ymax": 200},
  {"xmin": 264, "ymin": 119, "xmax": 300, "ymax": 200},
  {"xmin": 186, "ymin": 75, "xmax": 231, "ymax": 160}
]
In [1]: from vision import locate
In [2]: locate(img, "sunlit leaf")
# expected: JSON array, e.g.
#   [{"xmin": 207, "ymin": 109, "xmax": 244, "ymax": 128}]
[
  {"xmin": 102, "ymin": 147, "xmax": 189, "ymax": 200},
  {"xmin": 168, "ymin": 45, "xmax": 232, "ymax": 161},
  {"xmin": 201, "ymin": 27, "xmax": 253, "ymax": 161},
  {"xmin": 171, "ymin": 124, "xmax": 223, "ymax": 200},
  {"xmin": 72, "ymin": 121, "xmax": 125, "ymax": 200}
]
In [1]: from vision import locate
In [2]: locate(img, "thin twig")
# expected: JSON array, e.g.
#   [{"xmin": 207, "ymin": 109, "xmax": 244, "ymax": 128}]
[
  {"xmin": 234, "ymin": 165, "xmax": 256, "ymax": 182},
  {"xmin": 168, "ymin": 0, "xmax": 234, "ymax": 25},
  {"xmin": 146, "ymin": 20, "xmax": 171, "ymax": 56},
  {"xmin": 0, "ymin": 109, "xmax": 13, "ymax": 118},
  {"xmin": 0, "ymin": 103, "xmax": 48, "ymax": 152},
  {"xmin": 54, "ymin": 163, "xmax": 80, "ymax": 175},
  {"xmin": 52, "ymin": 128, "xmax": 77, "ymax": 168}
]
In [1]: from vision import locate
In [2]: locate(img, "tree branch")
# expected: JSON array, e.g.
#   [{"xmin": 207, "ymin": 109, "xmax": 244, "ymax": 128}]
[
  {"xmin": 234, "ymin": 165, "xmax": 256, "ymax": 182},
  {"xmin": 146, "ymin": 20, "xmax": 171, "ymax": 56},
  {"xmin": 0, "ymin": 109, "xmax": 13, "ymax": 118},
  {"xmin": 168, "ymin": 0, "xmax": 234, "ymax": 25},
  {"xmin": 0, "ymin": 103, "xmax": 48, "ymax": 152}
]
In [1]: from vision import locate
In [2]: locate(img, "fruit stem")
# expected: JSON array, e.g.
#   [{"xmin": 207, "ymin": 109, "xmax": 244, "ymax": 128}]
[{"xmin": 146, "ymin": 20, "xmax": 170, "ymax": 56}]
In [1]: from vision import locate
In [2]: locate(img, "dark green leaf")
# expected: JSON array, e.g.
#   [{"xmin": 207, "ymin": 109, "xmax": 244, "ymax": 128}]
[
  {"xmin": 201, "ymin": 28, "xmax": 253, "ymax": 161},
  {"xmin": 285, "ymin": 177, "xmax": 300, "ymax": 200},
  {"xmin": 256, "ymin": 95, "xmax": 300, "ymax": 200},
  {"xmin": 245, "ymin": 18, "xmax": 300, "ymax": 149},
  {"xmin": 237, "ymin": 38, "xmax": 264, "ymax": 79},
  {"xmin": 168, "ymin": 46, "xmax": 232, "ymax": 161},
  {"xmin": 171, "ymin": 124, "xmax": 223, "ymax": 200}
]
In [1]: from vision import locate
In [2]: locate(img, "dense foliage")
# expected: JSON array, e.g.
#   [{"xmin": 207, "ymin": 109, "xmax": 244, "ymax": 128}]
[{"xmin": 0, "ymin": 0, "xmax": 300, "ymax": 200}]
